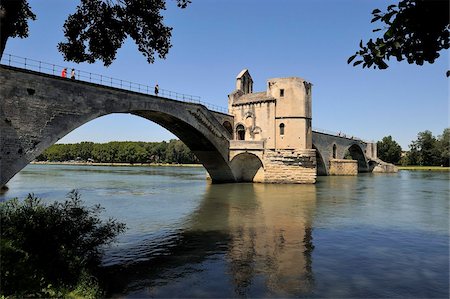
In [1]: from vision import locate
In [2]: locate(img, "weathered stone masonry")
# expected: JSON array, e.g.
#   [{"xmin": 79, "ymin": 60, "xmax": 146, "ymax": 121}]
[
  {"xmin": 262, "ymin": 150, "xmax": 316, "ymax": 184},
  {"xmin": 0, "ymin": 65, "xmax": 397, "ymax": 186}
]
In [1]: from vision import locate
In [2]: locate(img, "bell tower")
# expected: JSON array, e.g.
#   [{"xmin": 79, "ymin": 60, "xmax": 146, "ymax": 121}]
[{"xmin": 235, "ymin": 69, "xmax": 253, "ymax": 94}]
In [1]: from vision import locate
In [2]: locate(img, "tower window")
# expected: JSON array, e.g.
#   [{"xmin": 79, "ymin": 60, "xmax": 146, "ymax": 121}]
[
  {"xmin": 280, "ymin": 89, "xmax": 285, "ymax": 97},
  {"xmin": 236, "ymin": 124, "xmax": 245, "ymax": 140},
  {"xmin": 279, "ymin": 123, "xmax": 285, "ymax": 136}
]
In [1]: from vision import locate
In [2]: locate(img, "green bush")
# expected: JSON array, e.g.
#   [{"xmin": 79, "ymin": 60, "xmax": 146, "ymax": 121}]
[{"xmin": 0, "ymin": 191, "xmax": 126, "ymax": 298}]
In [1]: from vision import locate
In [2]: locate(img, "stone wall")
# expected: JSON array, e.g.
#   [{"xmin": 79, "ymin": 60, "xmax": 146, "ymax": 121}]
[
  {"xmin": 329, "ymin": 159, "xmax": 358, "ymax": 176},
  {"xmin": 262, "ymin": 149, "xmax": 316, "ymax": 183}
]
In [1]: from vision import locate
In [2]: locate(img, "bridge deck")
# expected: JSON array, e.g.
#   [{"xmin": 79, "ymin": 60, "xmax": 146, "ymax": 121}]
[{"xmin": 0, "ymin": 53, "xmax": 228, "ymax": 114}]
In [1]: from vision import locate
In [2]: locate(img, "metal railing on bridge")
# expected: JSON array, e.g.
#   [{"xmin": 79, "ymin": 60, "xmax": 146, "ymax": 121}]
[
  {"xmin": 313, "ymin": 127, "xmax": 373, "ymax": 143},
  {"xmin": 0, "ymin": 53, "xmax": 228, "ymax": 114}
]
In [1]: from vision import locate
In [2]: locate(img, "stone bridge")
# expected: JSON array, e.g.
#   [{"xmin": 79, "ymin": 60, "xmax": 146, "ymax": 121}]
[
  {"xmin": 312, "ymin": 131, "xmax": 376, "ymax": 175},
  {"xmin": 0, "ymin": 65, "xmax": 395, "ymax": 187},
  {"xmin": 0, "ymin": 65, "xmax": 236, "ymax": 186}
]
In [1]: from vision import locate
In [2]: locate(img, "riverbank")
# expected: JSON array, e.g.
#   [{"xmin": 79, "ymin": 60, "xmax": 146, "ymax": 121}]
[
  {"xmin": 398, "ymin": 166, "xmax": 449, "ymax": 171},
  {"xmin": 31, "ymin": 161, "xmax": 203, "ymax": 167}
]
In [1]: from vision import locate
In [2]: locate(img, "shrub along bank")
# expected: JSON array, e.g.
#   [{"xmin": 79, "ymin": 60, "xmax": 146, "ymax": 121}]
[{"xmin": 0, "ymin": 191, "xmax": 126, "ymax": 298}]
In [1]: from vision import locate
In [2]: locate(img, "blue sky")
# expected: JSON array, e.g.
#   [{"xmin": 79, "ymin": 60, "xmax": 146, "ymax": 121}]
[{"xmin": 4, "ymin": 0, "xmax": 448, "ymax": 149}]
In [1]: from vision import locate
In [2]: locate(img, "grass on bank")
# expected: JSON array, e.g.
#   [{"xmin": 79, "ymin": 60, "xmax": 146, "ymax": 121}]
[{"xmin": 398, "ymin": 166, "xmax": 450, "ymax": 171}]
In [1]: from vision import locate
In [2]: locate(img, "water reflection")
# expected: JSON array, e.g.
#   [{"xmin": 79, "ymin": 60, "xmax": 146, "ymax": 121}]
[
  {"xmin": 225, "ymin": 184, "xmax": 316, "ymax": 296},
  {"xmin": 105, "ymin": 183, "xmax": 318, "ymax": 298}
]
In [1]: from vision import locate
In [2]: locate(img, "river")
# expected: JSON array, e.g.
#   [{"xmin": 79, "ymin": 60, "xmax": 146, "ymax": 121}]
[{"xmin": 1, "ymin": 164, "xmax": 449, "ymax": 298}]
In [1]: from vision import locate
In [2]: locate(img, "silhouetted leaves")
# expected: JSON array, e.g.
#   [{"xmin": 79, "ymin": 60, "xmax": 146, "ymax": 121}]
[
  {"xmin": 0, "ymin": 0, "xmax": 36, "ymax": 54},
  {"xmin": 0, "ymin": 0, "xmax": 190, "ymax": 65},
  {"xmin": 349, "ymin": 0, "xmax": 449, "ymax": 72}
]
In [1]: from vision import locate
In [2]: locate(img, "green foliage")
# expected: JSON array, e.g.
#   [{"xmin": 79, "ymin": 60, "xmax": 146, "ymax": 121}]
[
  {"xmin": 1, "ymin": 0, "xmax": 191, "ymax": 65},
  {"xmin": 0, "ymin": 191, "xmax": 126, "ymax": 298},
  {"xmin": 343, "ymin": 150, "xmax": 353, "ymax": 160},
  {"xmin": 37, "ymin": 140, "xmax": 200, "ymax": 164},
  {"xmin": 377, "ymin": 135, "xmax": 402, "ymax": 164},
  {"xmin": 399, "ymin": 155, "xmax": 410, "ymax": 166},
  {"xmin": 348, "ymin": 0, "xmax": 449, "ymax": 73},
  {"xmin": 67, "ymin": 270, "xmax": 102, "ymax": 299},
  {"xmin": 437, "ymin": 128, "xmax": 450, "ymax": 167},
  {"xmin": 406, "ymin": 129, "xmax": 449, "ymax": 166}
]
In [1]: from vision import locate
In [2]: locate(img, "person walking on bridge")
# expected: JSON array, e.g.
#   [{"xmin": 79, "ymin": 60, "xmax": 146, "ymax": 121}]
[
  {"xmin": 61, "ymin": 67, "xmax": 67, "ymax": 78},
  {"xmin": 70, "ymin": 68, "xmax": 75, "ymax": 80},
  {"xmin": 154, "ymin": 84, "xmax": 159, "ymax": 96}
]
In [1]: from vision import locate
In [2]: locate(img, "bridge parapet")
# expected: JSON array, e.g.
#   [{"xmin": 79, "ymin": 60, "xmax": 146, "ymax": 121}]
[
  {"xmin": 313, "ymin": 127, "xmax": 373, "ymax": 143},
  {"xmin": 0, "ymin": 53, "xmax": 228, "ymax": 114}
]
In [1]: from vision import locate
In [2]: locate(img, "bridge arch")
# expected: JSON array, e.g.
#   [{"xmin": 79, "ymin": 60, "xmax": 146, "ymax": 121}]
[
  {"xmin": 230, "ymin": 152, "xmax": 264, "ymax": 182},
  {"xmin": 0, "ymin": 66, "xmax": 236, "ymax": 185},
  {"xmin": 313, "ymin": 145, "xmax": 327, "ymax": 176},
  {"xmin": 345, "ymin": 144, "xmax": 369, "ymax": 173}
]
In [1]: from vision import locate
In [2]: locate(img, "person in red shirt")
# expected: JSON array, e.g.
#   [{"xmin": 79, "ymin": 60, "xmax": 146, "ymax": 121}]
[{"xmin": 61, "ymin": 68, "xmax": 67, "ymax": 78}]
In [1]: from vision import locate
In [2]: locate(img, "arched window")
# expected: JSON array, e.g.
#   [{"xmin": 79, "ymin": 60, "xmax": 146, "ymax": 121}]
[
  {"xmin": 236, "ymin": 124, "xmax": 245, "ymax": 140},
  {"xmin": 332, "ymin": 144, "xmax": 337, "ymax": 158},
  {"xmin": 279, "ymin": 123, "xmax": 285, "ymax": 136}
]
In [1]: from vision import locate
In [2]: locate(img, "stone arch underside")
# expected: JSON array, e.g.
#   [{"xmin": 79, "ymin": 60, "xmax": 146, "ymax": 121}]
[
  {"xmin": 346, "ymin": 144, "xmax": 369, "ymax": 173},
  {"xmin": 132, "ymin": 110, "xmax": 236, "ymax": 182},
  {"xmin": 0, "ymin": 66, "xmax": 236, "ymax": 186},
  {"xmin": 230, "ymin": 152, "xmax": 264, "ymax": 182},
  {"xmin": 312, "ymin": 145, "xmax": 327, "ymax": 176}
]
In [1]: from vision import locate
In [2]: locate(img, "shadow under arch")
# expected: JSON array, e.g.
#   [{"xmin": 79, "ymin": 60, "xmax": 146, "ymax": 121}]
[
  {"xmin": 346, "ymin": 144, "xmax": 369, "ymax": 173},
  {"xmin": 230, "ymin": 152, "xmax": 264, "ymax": 182},
  {"xmin": 313, "ymin": 145, "xmax": 327, "ymax": 176},
  {"xmin": 0, "ymin": 66, "xmax": 237, "ymax": 185}
]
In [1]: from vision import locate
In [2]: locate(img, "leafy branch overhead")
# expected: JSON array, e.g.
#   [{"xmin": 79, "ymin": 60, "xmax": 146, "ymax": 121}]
[
  {"xmin": 0, "ymin": 0, "xmax": 191, "ymax": 66},
  {"xmin": 348, "ymin": 0, "xmax": 449, "ymax": 72}
]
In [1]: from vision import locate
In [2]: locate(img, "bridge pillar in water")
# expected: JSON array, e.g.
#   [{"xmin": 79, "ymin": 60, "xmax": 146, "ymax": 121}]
[{"xmin": 329, "ymin": 159, "xmax": 358, "ymax": 176}]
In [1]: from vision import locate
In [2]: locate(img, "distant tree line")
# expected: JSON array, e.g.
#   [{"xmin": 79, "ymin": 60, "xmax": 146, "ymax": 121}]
[
  {"xmin": 377, "ymin": 128, "xmax": 449, "ymax": 166},
  {"xmin": 36, "ymin": 140, "xmax": 199, "ymax": 165}
]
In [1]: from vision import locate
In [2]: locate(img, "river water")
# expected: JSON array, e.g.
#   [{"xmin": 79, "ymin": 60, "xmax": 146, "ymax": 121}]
[{"xmin": 1, "ymin": 164, "xmax": 449, "ymax": 298}]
